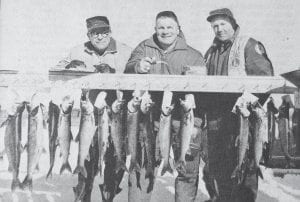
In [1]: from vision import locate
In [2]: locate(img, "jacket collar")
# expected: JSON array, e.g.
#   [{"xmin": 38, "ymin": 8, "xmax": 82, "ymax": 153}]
[
  {"xmin": 144, "ymin": 34, "xmax": 188, "ymax": 51},
  {"xmin": 84, "ymin": 38, "xmax": 117, "ymax": 55}
]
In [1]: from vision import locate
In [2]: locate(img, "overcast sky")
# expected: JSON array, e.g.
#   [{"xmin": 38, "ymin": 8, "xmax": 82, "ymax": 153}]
[{"xmin": 0, "ymin": 0, "xmax": 299, "ymax": 74}]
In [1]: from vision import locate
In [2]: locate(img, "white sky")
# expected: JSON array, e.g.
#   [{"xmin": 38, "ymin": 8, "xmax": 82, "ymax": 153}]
[{"xmin": 0, "ymin": 0, "xmax": 299, "ymax": 74}]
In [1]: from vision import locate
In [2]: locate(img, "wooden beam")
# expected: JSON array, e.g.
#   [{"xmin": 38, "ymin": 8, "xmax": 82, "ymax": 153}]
[{"xmin": 0, "ymin": 70, "xmax": 296, "ymax": 94}]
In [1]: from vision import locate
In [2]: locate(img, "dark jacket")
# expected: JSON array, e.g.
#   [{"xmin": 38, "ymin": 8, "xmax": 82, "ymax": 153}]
[{"xmin": 124, "ymin": 34, "xmax": 205, "ymax": 75}]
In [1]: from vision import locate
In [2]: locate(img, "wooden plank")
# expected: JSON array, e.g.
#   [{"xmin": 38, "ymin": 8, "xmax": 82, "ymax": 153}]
[{"xmin": 0, "ymin": 70, "xmax": 296, "ymax": 94}]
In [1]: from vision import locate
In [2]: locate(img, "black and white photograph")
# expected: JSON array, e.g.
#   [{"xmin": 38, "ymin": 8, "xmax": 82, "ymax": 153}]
[{"xmin": 0, "ymin": 0, "xmax": 299, "ymax": 201}]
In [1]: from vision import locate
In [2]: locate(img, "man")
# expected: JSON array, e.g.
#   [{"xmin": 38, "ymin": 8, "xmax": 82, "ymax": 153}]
[
  {"xmin": 203, "ymin": 8, "xmax": 274, "ymax": 202},
  {"xmin": 56, "ymin": 16, "xmax": 132, "ymax": 202},
  {"xmin": 125, "ymin": 11, "xmax": 205, "ymax": 202}
]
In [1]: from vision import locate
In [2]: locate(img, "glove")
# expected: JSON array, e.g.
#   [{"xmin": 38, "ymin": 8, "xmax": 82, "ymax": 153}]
[
  {"xmin": 65, "ymin": 60, "xmax": 86, "ymax": 69},
  {"xmin": 94, "ymin": 63, "xmax": 116, "ymax": 73}
]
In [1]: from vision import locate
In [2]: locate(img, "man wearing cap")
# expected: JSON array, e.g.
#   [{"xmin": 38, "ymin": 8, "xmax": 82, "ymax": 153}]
[
  {"xmin": 55, "ymin": 16, "xmax": 132, "ymax": 202},
  {"xmin": 56, "ymin": 16, "xmax": 131, "ymax": 73},
  {"xmin": 202, "ymin": 8, "xmax": 274, "ymax": 202},
  {"xmin": 125, "ymin": 11, "xmax": 206, "ymax": 202}
]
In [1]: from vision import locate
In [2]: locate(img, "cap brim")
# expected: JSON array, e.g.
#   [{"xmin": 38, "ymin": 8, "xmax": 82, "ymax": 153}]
[
  {"xmin": 207, "ymin": 14, "xmax": 231, "ymax": 22},
  {"xmin": 88, "ymin": 26, "xmax": 110, "ymax": 33}
]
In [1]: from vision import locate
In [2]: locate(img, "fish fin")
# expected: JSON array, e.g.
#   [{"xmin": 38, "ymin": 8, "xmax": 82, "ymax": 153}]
[
  {"xmin": 8, "ymin": 164, "xmax": 13, "ymax": 172},
  {"xmin": 75, "ymin": 134, "xmax": 80, "ymax": 142},
  {"xmin": 60, "ymin": 161, "xmax": 72, "ymax": 174},
  {"xmin": 0, "ymin": 119, "xmax": 9, "ymax": 128},
  {"xmin": 257, "ymin": 167, "xmax": 264, "ymax": 179},
  {"xmin": 73, "ymin": 166, "xmax": 87, "ymax": 178},
  {"xmin": 43, "ymin": 119, "xmax": 47, "ymax": 129},
  {"xmin": 11, "ymin": 179, "xmax": 21, "ymax": 192},
  {"xmin": 174, "ymin": 160, "xmax": 186, "ymax": 175},
  {"xmin": 35, "ymin": 164, "xmax": 40, "ymax": 172},
  {"xmin": 86, "ymin": 153, "xmax": 90, "ymax": 161},
  {"xmin": 46, "ymin": 167, "xmax": 53, "ymax": 179},
  {"xmin": 116, "ymin": 187, "xmax": 122, "ymax": 195},
  {"xmin": 99, "ymin": 184, "xmax": 108, "ymax": 202},
  {"xmin": 161, "ymin": 161, "xmax": 173, "ymax": 176},
  {"xmin": 213, "ymin": 178, "xmax": 219, "ymax": 197},
  {"xmin": 116, "ymin": 159, "xmax": 128, "ymax": 173},
  {"xmin": 21, "ymin": 175, "xmax": 33, "ymax": 192},
  {"xmin": 129, "ymin": 161, "xmax": 141, "ymax": 173},
  {"xmin": 69, "ymin": 131, "xmax": 73, "ymax": 140},
  {"xmin": 73, "ymin": 182, "xmax": 86, "ymax": 202},
  {"xmin": 231, "ymin": 166, "xmax": 240, "ymax": 180},
  {"xmin": 42, "ymin": 147, "xmax": 47, "ymax": 154},
  {"xmin": 234, "ymin": 136, "xmax": 239, "ymax": 147}
]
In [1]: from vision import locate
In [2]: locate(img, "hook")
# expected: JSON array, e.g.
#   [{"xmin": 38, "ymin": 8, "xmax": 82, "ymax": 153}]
[
  {"xmin": 144, "ymin": 82, "xmax": 151, "ymax": 91},
  {"xmin": 131, "ymin": 82, "xmax": 137, "ymax": 90},
  {"xmin": 115, "ymin": 81, "xmax": 121, "ymax": 89},
  {"xmin": 239, "ymin": 84, "xmax": 245, "ymax": 91},
  {"xmin": 221, "ymin": 83, "xmax": 228, "ymax": 90},
  {"xmin": 266, "ymin": 84, "xmax": 273, "ymax": 90},
  {"xmin": 201, "ymin": 82, "xmax": 208, "ymax": 88},
  {"xmin": 253, "ymin": 84, "xmax": 259, "ymax": 91},
  {"xmin": 184, "ymin": 82, "xmax": 190, "ymax": 90},
  {"xmin": 163, "ymin": 84, "xmax": 170, "ymax": 91}
]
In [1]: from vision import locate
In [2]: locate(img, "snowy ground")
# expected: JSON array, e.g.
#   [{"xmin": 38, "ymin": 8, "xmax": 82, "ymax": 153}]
[{"xmin": 0, "ymin": 126, "xmax": 300, "ymax": 202}]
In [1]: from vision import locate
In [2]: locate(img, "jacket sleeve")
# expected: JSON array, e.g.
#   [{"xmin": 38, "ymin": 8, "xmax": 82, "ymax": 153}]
[
  {"xmin": 124, "ymin": 42, "xmax": 145, "ymax": 74},
  {"xmin": 245, "ymin": 38, "xmax": 274, "ymax": 76},
  {"xmin": 54, "ymin": 53, "xmax": 72, "ymax": 70}
]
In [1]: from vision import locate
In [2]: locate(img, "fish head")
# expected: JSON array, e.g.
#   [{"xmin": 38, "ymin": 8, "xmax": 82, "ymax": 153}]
[
  {"xmin": 180, "ymin": 99, "xmax": 192, "ymax": 113},
  {"xmin": 140, "ymin": 97, "xmax": 154, "ymax": 114},
  {"xmin": 61, "ymin": 95, "xmax": 74, "ymax": 114},
  {"xmin": 80, "ymin": 99, "xmax": 94, "ymax": 115},
  {"xmin": 112, "ymin": 99, "xmax": 125, "ymax": 113},
  {"xmin": 161, "ymin": 104, "xmax": 174, "ymax": 116},
  {"xmin": 127, "ymin": 96, "xmax": 142, "ymax": 113}
]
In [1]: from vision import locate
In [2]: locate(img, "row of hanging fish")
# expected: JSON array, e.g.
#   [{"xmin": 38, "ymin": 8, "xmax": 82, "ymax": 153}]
[{"xmin": 2, "ymin": 93, "xmax": 48, "ymax": 192}]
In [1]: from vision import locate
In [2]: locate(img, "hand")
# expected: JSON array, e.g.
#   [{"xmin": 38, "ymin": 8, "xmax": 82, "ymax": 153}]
[
  {"xmin": 137, "ymin": 57, "xmax": 155, "ymax": 73},
  {"xmin": 94, "ymin": 63, "xmax": 116, "ymax": 73},
  {"xmin": 65, "ymin": 60, "xmax": 86, "ymax": 69}
]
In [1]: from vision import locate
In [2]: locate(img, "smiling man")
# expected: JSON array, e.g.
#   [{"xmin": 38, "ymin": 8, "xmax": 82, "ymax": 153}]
[
  {"xmin": 203, "ymin": 8, "xmax": 274, "ymax": 202},
  {"xmin": 56, "ymin": 16, "xmax": 131, "ymax": 73},
  {"xmin": 125, "ymin": 11, "xmax": 205, "ymax": 202},
  {"xmin": 55, "ymin": 16, "xmax": 132, "ymax": 202}
]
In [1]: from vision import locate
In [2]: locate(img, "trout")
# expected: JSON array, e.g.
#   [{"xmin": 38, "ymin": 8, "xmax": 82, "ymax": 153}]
[
  {"xmin": 22, "ymin": 102, "xmax": 47, "ymax": 191},
  {"xmin": 94, "ymin": 91, "xmax": 110, "ymax": 176},
  {"xmin": 46, "ymin": 101, "xmax": 60, "ymax": 179},
  {"xmin": 176, "ymin": 94, "xmax": 195, "ymax": 174},
  {"xmin": 111, "ymin": 91, "xmax": 127, "ymax": 173},
  {"xmin": 231, "ymin": 105, "xmax": 250, "ymax": 182},
  {"xmin": 127, "ymin": 91, "xmax": 142, "ymax": 174},
  {"xmin": 252, "ymin": 103, "xmax": 268, "ymax": 179},
  {"xmin": 140, "ymin": 91, "xmax": 155, "ymax": 193},
  {"xmin": 158, "ymin": 91, "xmax": 174, "ymax": 176},
  {"xmin": 58, "ymin": 96, "xmax": 74, "ymax": 174},
  {"xmin": 73, "ymin": 89, "xmax": 96, "ymax": 178},
  {"xmin": 4, "ymin": 102, "xmax": 25, "ymax": 191}
]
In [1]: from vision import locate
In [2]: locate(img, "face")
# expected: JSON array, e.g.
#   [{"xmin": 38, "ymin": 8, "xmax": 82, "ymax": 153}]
[
  {"xmin": 210, "ymin": 17, "xmax": 235, "ymax": 41},
  {"xmin": 88, "ymin": 30, "xmax": 111, "ymax": 52},
  {"xmin": 155, "ymin": 17, "xmax": 179, "ymax": 48}
]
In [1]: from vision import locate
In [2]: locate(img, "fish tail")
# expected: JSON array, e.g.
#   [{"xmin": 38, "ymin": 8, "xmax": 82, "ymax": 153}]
[
  {"xmin": 46, "ymin": 166, "xmax": 54, "ymax": 179},
  {"xmin": 116, "ymin": 159, "xmax": 128, "ymax": 173},
  {"xmin": 129, "ymin": 161, "xmax": 141, "ymax": 173},
  {"xmin": 21, "ymin": 175, "xmax": 33, "ymax": 192},
  {"xmin": 175, "ymin": 159, "xmax": 186, "ymax": 174},
  {"xmin": 60, "ymin": 161, "xmax": 72, "ymax": 175},
  {"xmin": 257, "ymin": 167, "xmax": 264, "ymax": 179},
  {"xmin": 99, "ymin": 184, "xmax": 110, "ymax": 202},
  {"xmin": 73, "ymin": 182, "xmax": 86, "ymax": 202},
  {"xmin": 231, "ymin": 166, "xmax": 241, "ymax": 180},
  {"xmin": 11, "ymin": 179, "xmax": 21, "ymax": 191},
  {"xmin": 161, "ymin": 160, "xmax": 173, "ymax": 176},
  {"xmin": 73, "ymin": 166, "xmax": 87, "ymax": 178}
]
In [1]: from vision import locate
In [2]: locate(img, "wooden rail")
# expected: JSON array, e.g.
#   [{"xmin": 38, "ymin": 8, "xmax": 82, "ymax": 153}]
[{"xmin": 0, "ymin": 69, "xmax": 297, "ymax": 94}]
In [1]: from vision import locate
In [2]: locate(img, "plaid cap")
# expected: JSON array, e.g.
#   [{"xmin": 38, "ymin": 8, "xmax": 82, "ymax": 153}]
[
  {"xmin": 207, "ymin": 8, "xmax": 236, "ymax": 22},
  {"xmin": 86, "ymin": 16, "xmax": 110, "ymax": 33}
]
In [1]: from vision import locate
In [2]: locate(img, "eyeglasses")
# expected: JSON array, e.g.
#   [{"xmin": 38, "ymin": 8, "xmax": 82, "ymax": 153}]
[{"xmin": 90, "ymin": 31, "xmax": 110, "ymax": 38}]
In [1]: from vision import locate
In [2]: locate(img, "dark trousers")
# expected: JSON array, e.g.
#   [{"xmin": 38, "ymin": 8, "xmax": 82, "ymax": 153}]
[{"xmin": 203, "ymin": 113, "xmax": 259, "ymax": 202}]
